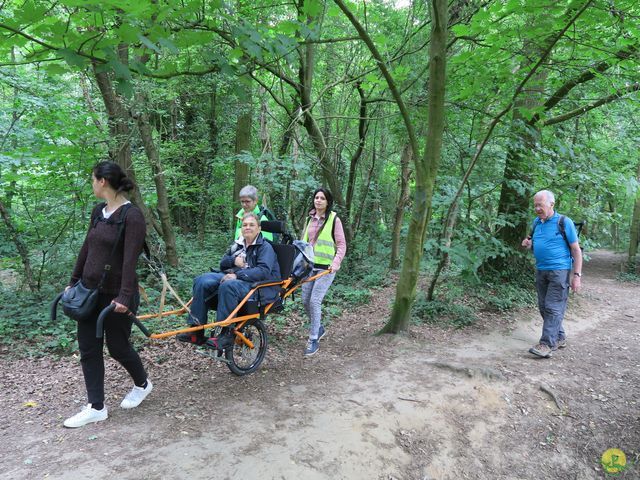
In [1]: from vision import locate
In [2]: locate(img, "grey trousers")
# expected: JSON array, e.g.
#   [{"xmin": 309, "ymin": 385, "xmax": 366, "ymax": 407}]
[
  {"xmin": 535, "ymin": 269, "xmax": 570, "ymax": 348},
  {"xmin": 301, "ymin": 269, "xmax": 336, "ymax": 339}
]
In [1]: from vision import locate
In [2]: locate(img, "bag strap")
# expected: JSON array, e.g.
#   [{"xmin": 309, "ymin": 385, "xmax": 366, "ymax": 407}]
[
  {"xmin": 97, "ymin": 203, "xmax": 133, "ymax": 289},
  {"xmin": 558, "ymin": 214, "xmax": 571, "ymax": 250}
]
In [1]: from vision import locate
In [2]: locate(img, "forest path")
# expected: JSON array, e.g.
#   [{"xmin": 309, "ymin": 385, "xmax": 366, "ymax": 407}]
[{"xmin": 1, "ymin": 250, "xmax": 638, "ymax": 479}]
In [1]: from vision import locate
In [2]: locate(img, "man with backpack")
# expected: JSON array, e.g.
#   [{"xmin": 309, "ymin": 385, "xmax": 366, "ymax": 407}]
[{"xmin": 521, "ymin": 189, "xmax": 583, "ymax": 358}]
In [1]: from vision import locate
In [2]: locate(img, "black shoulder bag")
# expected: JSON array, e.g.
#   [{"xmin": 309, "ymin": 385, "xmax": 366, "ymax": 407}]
[{"xmin": 61, "ymin": 204, "xmax": 132, "ymax": 322}]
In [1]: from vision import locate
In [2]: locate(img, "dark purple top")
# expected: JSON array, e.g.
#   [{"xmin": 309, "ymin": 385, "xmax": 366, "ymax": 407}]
[{"xmin": 69, "ymin": 203, "xmax": 146, "ymax": 308}]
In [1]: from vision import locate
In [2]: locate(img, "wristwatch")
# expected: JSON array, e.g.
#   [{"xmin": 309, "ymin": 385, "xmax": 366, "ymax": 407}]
[{"xmin": 573, "ymin": 272, "xmax": 582, "ymax": 277}]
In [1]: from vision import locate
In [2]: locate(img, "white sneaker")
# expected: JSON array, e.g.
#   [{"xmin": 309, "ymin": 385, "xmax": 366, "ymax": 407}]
[
  {"xmin": 120, "ymin": 379, "xmax": 153, "ymax": 409},
  {"xmin": 64, "ymin": 404, "xmax": 108, "ymax": 428}
]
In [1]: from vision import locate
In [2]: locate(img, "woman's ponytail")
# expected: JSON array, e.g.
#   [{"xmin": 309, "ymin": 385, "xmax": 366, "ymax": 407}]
[{"xmin": 93, "ymin": 161, "xmax": 136, "ymax": 194}]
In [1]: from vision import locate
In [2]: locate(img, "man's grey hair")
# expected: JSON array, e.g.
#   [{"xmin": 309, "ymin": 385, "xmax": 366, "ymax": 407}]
[
  {"xmin": 241, "ymin": 212, "xmax": 261, "ymax": 224},
  {"xmin": 238, "ymin": 185, "xmax": 258, "ymax": 200},
  {"xmin": 536, "ymin": 189, "xmax": 555, "ymax": 205}
]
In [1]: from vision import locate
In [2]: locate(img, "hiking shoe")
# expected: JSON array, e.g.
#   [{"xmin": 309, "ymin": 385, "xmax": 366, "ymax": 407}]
[
  {"xmin": 205, "ymin": 331, "xmax": 235, "ymax": 351},
  {"xmin": 120, "ymin": 379, "xmax": 153, "ymax": 409},
  {"xmin": 177, "ymin": 330, "xmax": 206, "ymax": 345},
  {"xmin": 529, "ymin": 343, "xmax": 553, "ymax": 358},
  {"xmin": 64, "ymin": 404, "xmax": 108, "ymax": 428},
  {"xmin": 304, "ymin": 339, "xmax": 319, "ymax": 356},
  {"xmin": 318, "ymin": 325, "xmax": 327, "ymax": 341},
  {"xmin": 557, "ymin": 338, "xmax": 567, "ymax": 349}
]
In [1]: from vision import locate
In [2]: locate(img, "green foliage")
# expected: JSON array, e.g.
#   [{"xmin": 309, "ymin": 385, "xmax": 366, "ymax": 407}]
[
  {"xmin": 478, "ymin": 282, "xmax": 537, "ymax": 312},
  {"xmin": 412, "ymin": 273, "xmax": 537, "ymax": 329},
  {"xmin": 0, "ymin": 0, "xmax": 639, "ymax": 348},
  {"xmin": 412, "ymin": 292, "xmax": 476, "ymax": 329},
  {"xmin": 328, "ymin": 284, "xmax": 371, "ymax": 305},
  {"xmin": 0, "ymin": 287, "xmax": 78, "ymax": 356},
  {"xmin": 616, "ymin": 271, "xmax": 640, "ymax": 285}
]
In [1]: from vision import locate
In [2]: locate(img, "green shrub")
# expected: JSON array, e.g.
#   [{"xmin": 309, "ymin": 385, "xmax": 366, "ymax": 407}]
[
  {"xmin": 478, "ymin": 282, "xmax": 537, "ymax": 312},
  {"xmin": 328, "ymin": 284, "xmax": 371, "ymax": 305},
  {"xmin": 616, "ymin": 271, "xmax": 640, "ymax": 284},
  {"xmin": 412, "ymin": 292, "xmax": 476, "ymax": 329}
]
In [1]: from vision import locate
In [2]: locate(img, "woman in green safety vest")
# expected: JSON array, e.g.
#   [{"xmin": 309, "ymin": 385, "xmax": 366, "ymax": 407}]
[
  {"xmin": 234, "ymin": 185, "xmax": 273, "ymax": 242},
  {"xmin": 300, "ymin": 188, "xmax": 347, "ymax": 357}
]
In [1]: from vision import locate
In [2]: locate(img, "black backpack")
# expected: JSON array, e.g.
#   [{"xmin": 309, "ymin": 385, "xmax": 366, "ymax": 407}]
[{"xmin": 259, "ymin": 206, "xmax": 280, "ymax": 243}]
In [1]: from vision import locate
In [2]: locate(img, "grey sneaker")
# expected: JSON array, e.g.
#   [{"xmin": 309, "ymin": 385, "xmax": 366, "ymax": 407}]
[
  {"xmin": 304, "ymin": 339, "xmax": 319, "ymax": 356},
  {"xmin": 529, "ymin": 343, "xmax": 553, "ymax": 358},
  {"xmin": 318, "ymin": 325, "xmax": 326, "ymax": 341},
  {"xmin": 64, "ymin": 404, "xmax": 108, "ymax": 428},
  {"xmin": 556, "ymin": 338, "xmax": 567, "ymax": 349}
]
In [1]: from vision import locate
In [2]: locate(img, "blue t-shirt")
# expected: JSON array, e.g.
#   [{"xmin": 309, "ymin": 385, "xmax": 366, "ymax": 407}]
[{"xmin": 531, "ymin": 212, "xmax": 578, "ymax": 270}]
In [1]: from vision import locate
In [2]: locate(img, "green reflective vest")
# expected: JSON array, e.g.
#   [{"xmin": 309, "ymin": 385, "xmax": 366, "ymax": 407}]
[
  {"xmin": 235, "ymin": 206, "xmax": 273, "ymax": 241},
  {"xmin": 303, "ymin": 211, "xmax": 336, "ymax": 266}
]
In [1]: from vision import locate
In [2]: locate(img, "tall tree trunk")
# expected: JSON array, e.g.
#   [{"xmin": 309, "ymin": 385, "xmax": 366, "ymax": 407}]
[
  {"xmin": 426, "ymin": 115, "xmax": 493, "ymax": 298},
  {"xmin": 134, "ymin": 94, "xmax": 179, "ymax": 266},
  {"xmin": 380, "ymin": 0, "xmax": 448, "ymax": 333},
  {"xmin": 297, "ymin": 2, "xmax": 347, "ymax": 222},
  {"xmin": 490, "ymin": 47, "xmax": 548, "ymax": 272},
  {"xmin": 354, "ymin": 148, "xmax": 377, "ymax": 236},
  {"xmin": 233, "ymin": 80, "xmax": 252, "ymax": 230},
  {"xmin": 628, "ymin": 156, "xmax": 640, "ymax": 272},
  {"xmin": 0, "ymin": 199, "xmax": 38, "ymax": 293},
  {"xmin": 259, "ymin": 87, "xmax": 271, "ymax": 153},
  {"xmin": 270, "ymin": 108, "xmax": 297, "ymax": 223},
  {"xmin": 390, "ymin": 143, "xmax": 412, "ymax": 269},
  {"xmin": 484, "ymin": 3, "xmax": 599, "ymax": 270},
  {"xmin": 197, "ymin": 87, "xmax": 220, "ymax": 245},
  {"xmin": 345, "ymin": 83, "xmax": 368, "ymax": 224},
  {"xmin": 92, "ymin": 64, "xmax": 162, "ymax": 239}
]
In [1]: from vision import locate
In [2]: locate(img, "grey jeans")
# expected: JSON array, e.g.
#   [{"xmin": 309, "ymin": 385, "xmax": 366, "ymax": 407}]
[
  {"xmin": 301, "ymin": 269, "xmax": 336, "ymax": 339},
  {"xmin": 535, "ymin": 269, "xmax": 570, "ymax": 348}
]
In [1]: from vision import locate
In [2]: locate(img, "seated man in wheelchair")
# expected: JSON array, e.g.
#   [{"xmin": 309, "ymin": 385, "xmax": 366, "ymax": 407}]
[{"xmin": 177, "ymin": 212, "xmax": 281, "ymax": 349}]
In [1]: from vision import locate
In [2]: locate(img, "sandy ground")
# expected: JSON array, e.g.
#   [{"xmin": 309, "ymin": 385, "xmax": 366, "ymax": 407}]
[{"xmin": 0, "ymin": 249, "xmax": 638, "ymax": 480}]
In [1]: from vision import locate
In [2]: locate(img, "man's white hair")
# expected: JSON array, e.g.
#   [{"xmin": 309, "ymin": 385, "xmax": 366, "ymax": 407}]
[{"xmin": 536, "ymin": 189, "xmax": 555, "ymax": 204}]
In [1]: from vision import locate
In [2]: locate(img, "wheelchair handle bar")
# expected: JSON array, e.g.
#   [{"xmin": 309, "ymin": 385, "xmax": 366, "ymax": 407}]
[
  {"xmin": 96, "ymin": 304, "xmax": 151, "ymax": 339},
  {"xmin": 50, "ymin": 291, "xmax": 64, "ymax": 322},
  {"xmin": 51, "ymin": 291, "xmax": 151, "ymax": 339}
]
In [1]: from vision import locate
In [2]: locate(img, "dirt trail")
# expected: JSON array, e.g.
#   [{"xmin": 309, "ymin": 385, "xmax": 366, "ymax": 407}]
[{"xmin": 1, "ymin": 250, "xmax": 638, "ymax": 479}]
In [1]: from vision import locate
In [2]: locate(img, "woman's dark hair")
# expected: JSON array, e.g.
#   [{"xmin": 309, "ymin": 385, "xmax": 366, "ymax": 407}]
[
  {"xmin": 310, "ymin": 187, "xmax": 333, "ymax": 214},
  {"xmin": 93, "ymin": 161, "xmax": 135, "ymax": 194}
]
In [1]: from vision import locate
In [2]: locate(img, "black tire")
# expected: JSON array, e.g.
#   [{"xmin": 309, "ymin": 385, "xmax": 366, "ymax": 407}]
[{"xmin": 225, "ymin": 320, "xmax": 268, "ymax": 376}]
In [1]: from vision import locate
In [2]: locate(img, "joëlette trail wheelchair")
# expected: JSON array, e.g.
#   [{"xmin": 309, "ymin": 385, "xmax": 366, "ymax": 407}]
[{"xmin": 52, "ymin": 221, "xmax": 328, "ymax": 376}]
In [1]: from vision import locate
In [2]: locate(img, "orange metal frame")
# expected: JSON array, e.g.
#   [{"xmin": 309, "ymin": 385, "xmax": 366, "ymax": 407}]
[{"xmin": 139, "ymin": 270, "xmax": 331, "ymax": 349}]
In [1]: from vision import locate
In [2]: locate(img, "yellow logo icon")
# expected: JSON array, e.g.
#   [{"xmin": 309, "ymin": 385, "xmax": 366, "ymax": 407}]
[{"xmin": 601, "ymin": 448, "xmax": 626, "ymax": 474}]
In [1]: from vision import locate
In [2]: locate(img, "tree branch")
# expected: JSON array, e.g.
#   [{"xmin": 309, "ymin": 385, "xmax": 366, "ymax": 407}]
[
  {"xmin": 332, "ymin": 0, "xmax": 419, "ymax": 162},
  {"xmin": 539, "ymin": 43, "xmax": 639, "ymax": 115},
  {"xmin": 543, "ymin": 83, "xmax": 640, "ymax": 126},
  {"xmin": 0, "ymin": 23, "xmax": 221, "ymax": 79},
  {"xmin": 512, "ymin": 0, "xmax": 595, "ymax": 103}
]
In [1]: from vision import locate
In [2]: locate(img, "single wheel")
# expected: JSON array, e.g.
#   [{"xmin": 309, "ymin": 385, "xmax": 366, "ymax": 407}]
[{"xmin": 225, "ymin": 320, "xmax": 268, "ymax": 375}]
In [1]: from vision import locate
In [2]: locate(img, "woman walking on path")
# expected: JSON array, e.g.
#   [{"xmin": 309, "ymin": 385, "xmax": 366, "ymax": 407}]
[
  {"xmin": 301, "ymin": 188, "xmax": 347, "ymax": 356},
  {"xmin": 63, "ymin": 162, "xmax": 152, "ymax": 428}
]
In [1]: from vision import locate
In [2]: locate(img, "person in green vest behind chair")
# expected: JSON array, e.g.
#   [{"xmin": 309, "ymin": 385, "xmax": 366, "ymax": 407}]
[
  {"xmin": 301, "ymin": 188, "xmax": 347, "ymax": 356},
  {"xmin": 234, "ymin": 185, "xmax": 273, "ymax": 242}
]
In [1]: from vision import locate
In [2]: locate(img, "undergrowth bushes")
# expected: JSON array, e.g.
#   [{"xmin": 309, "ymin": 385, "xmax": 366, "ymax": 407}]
[
  {"xmin": 411, "ymin": 274, "xmax": 537, "ymax": 329},
  {"xmin": 0, "ymin": 231, "xmax": 539, "ymax": 356}
]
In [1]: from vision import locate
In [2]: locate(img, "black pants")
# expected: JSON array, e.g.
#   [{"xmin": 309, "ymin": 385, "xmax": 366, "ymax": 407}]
[{"xmin": 77, "ymin": 293, "xmax": 147, "ymax": 405}]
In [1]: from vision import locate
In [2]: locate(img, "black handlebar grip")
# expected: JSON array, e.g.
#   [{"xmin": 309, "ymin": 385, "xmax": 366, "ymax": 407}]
[
  {"xmin": 50, "ymin": 292, "xmax": 64, "ymax": 322},
  {"xmin": 96, "ymin": 304, "xmax": 116, "ymax": 339},
  {"xmin": 131, "ymin": 316, "xmax": 151, "ymax": 337},
  {"xmin": 96, "ymin": 304, "xmax": 151, "ymax": 338}
]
